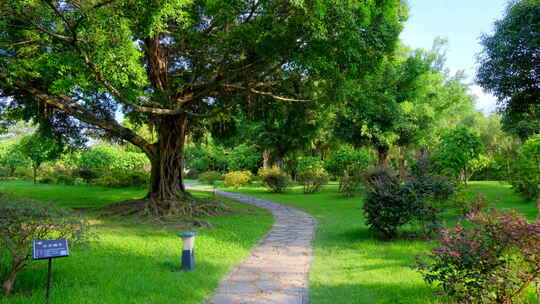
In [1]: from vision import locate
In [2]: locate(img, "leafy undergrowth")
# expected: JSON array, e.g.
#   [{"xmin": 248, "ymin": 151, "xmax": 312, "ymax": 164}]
[
  {"xmin": 0, "ymin": 181, "xmax": 273, "ymax": 304},
  {"xmin": 205, "ymin": 181, "xmax": 538, "ymax": 304}
]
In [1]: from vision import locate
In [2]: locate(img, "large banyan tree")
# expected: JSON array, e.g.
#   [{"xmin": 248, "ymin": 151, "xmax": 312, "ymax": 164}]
[{"xmin": 0, "ymin": 0, "xmax": 404, "ymax": 215}]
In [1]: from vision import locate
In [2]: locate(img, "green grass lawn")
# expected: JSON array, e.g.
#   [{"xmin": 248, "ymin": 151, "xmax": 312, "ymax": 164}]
[
  {"xmin": 206, "ymin": 180, "xmax": 538, "ymax": 304},
  {"xmin": 0, "ymin": 180, "xmax": 273, "ymax": 304}
]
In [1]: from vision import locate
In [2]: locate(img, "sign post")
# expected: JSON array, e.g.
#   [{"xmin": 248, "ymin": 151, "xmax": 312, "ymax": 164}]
[{"xmin": 32, "ymin": 239, "xmax": 69, "ymax": 304}]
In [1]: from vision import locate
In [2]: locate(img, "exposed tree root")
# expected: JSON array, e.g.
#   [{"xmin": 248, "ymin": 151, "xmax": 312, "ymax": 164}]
[{"xmin": 99, "ymin": 195, "xmax": 231, "ymax": 227}]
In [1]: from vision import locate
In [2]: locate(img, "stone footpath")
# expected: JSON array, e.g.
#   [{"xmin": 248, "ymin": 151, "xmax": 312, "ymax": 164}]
[{"xmin": 196, "ymin": 188, "xmax": 316, "ymax": 304}]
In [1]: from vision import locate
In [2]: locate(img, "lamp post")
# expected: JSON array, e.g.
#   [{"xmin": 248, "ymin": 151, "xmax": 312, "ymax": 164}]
[{"xmin": 178, "ymin": 232, "xmax": 199, "ymax": 271}]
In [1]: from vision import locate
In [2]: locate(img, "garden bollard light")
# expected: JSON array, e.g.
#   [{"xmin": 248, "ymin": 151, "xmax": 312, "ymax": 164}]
[{"xmin": 178, "ymin": 232, "xmax": 199, "ymax": 271}]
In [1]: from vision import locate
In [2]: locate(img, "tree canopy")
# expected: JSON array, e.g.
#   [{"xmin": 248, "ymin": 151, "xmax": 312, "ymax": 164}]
[
  {"xmin": 477, "ymin": 0, "xmax": 540, "ymax": 139},
  {"xmin": 0, "ymin": 0, "xmax": 405, "ymax": 215}
]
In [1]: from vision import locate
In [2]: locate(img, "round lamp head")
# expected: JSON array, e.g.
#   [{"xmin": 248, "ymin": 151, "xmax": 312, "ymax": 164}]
[{"xmin": 178, "ymin": 232, "xmax": 199, "ymax": 251}]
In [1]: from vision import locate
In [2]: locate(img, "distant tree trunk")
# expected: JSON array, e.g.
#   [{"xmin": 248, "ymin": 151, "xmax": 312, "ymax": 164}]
[
  {"xmin": 419, "ymin": 147, "xmax": 428, "ymax": 157},
  {"xmin": 32, "ymin": 164, "xmax": 37, "ymax": 184},
  {"xmin": 398, "ymin": 146, "xmax": 407, "ymax": 179},
  {"xmin": 144, "ymin": 116, "xmax": 190, "ymax": 216},
  {"xmin": 376, "ymin": 146, "xmax": 390, "ymax": 168},
  {"xmin": 262, "ymin": 149, "xmax": 271, "ymax": 169}
]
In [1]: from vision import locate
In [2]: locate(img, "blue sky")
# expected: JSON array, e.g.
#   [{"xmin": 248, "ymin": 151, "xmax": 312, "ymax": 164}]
[{"xmin": 400, "ymin": 0, "xmax": 509, "ymax": 114}]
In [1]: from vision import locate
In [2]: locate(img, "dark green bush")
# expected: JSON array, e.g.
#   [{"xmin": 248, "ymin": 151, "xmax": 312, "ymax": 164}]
[
  {"xmin": 38, "ymin": 176, "xmax": 55, "ymax": 184},
  {"xmin": 363, "ymin": 173, "xmax": 414, "ymax": 238},
  {"xmin": 56, "ymin": 173, "xmax": 76, "ymax": 185},
  {"xmin": 362, "ymin": 161, "xmax": 456, "ymax": 238},
  {"xmin": 258, "ymin": 167, "xmax": 290, "ymax": 193},
  {"xmin": 407, "ymin": 155, "xmax": 457, "ymax": 235},
  {"xmin": 0, "ymin": 195, "xmax": 92, "ymax": 294},
  {"xmin": 75, "ymin": 169, "xmax": 100, "ymax": 183}
]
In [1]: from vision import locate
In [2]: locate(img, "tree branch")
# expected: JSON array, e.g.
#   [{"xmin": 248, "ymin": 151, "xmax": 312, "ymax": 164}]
[{"xmin": 0, "ymin": 73, "xmax": 153, "ymax": 155}]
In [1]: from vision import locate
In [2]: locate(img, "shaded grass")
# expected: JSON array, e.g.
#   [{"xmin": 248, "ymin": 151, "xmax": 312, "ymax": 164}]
[
  {"xmin": 209, "ymin": 181, "xmax": 538, "ymax": 304},
  {"xmin": 0, "ymin": 181, "xmax": 273, "ymax": 304}
]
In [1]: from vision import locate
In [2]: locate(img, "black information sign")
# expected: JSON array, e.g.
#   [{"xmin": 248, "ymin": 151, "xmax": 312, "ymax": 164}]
[{"xmin": 32, "ymin": 239, "xmax": 69, "ymax": 260}]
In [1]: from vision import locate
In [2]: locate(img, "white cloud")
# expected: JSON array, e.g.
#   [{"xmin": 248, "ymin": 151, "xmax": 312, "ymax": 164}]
[{"xmin": 469, "ymin": 85, "xmax": 498, "ymax": 115}]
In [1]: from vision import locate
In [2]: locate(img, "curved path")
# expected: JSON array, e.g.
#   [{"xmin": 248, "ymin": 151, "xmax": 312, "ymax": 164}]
[{"xmin": 194, "ymin": 187, "xmax": 317, "ymax": 304}]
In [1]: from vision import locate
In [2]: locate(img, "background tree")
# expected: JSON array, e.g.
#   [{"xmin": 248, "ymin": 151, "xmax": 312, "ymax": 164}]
[
  {"xmin": 18, "ymin": 134, "xmax": 64, "ymax": 183},
  {"xmin": 334, "ymin": 46, "xmax": 436, "ymax": 167},
  {"xmin": 0, "ymin": 0, "xmax": 405, "ymax": 215},
  {"xmin": 477, "ymin": 0, "xmax": 540, "ymax": 139},
  {"xmin": 434, "ymin": 126, "xmax": 483, "ymax": 185},
  {"xmin": 0, "ymin": 141, "xmax": 29, "ymax": 176}
]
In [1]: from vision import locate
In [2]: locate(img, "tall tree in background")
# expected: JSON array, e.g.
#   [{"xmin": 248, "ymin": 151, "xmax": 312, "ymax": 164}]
[
  {"xmin": 0, "ymin": 0, "xmax": 405, "ymax": 215},
  {"xmin": 477, "ymin": 0, "xmax": 540, "ymax": 140},
  {"xmin": 334, "ymin": 46, "xmax": 435, "ymax": 167}
]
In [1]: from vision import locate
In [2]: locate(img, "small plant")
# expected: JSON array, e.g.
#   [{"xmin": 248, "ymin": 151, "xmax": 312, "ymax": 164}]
[
  {"xmin": 198, "ymin": 171, "xmax": 223, "ymax": 185},
  {"xmin": 296, "ymin": 157, "xmax": 329, "ymax": 194},
  {"xmin": 0, "ymin": 196, "xmax": 92, "ymax": 295},
  {"xmin": 258, "ymin": 167, "xmax": 290, "ymax": 193},
  {"xmin": 224, "ymin": 171, "xmax": 252, "ymax": 189},
  {"xmin": 446, "ymin": 187, "xmax": 489, "ymax": 217},
  {"xmin": 416, "ymin": 209, "xmax": 540, "ymax": 304},
  {"xmin": 340, "ymin": 174, "xmax": 364, "ymax": 197}
]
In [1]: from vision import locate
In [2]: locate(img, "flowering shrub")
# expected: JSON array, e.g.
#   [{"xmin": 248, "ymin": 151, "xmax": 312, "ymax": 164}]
[
  {"xmin": 224, "ymin": 171, "xmax": 252, "ymax": 189},
  {"xmin": 416, "ymin": 209, "xmax": 540, "ymax": 304}
]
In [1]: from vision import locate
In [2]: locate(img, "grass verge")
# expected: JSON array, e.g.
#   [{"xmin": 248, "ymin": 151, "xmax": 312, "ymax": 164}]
[
  {"xmin": 205, "ymin": 180, "xmax": 538, "ymax": 304},
  {"xmin": 0, "ymin": 180, "xmax": 273, "ymax": 304}
]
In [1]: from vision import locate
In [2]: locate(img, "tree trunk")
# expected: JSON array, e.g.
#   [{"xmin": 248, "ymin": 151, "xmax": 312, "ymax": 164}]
[
  {"xmin": 32, "ymin": 165, "xmax": 37, "ymax": 184},
  {"xmin": 376, "ymin": 146, "xmax": 390, "ymax": 168},
  {"xmin": 262, "ymin": 149, "xmax": 271, "ymax": 169},
  {"xmin": 398, "ymin": 146, "xmax": 407, "ymax": 179},
  {"xmin": 2, "ymin": 270, "xmax": 17, "ymax": 295},
  {"xmin": 144, "ymin": 116, "xmax": 190, "ymax": 216}
]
